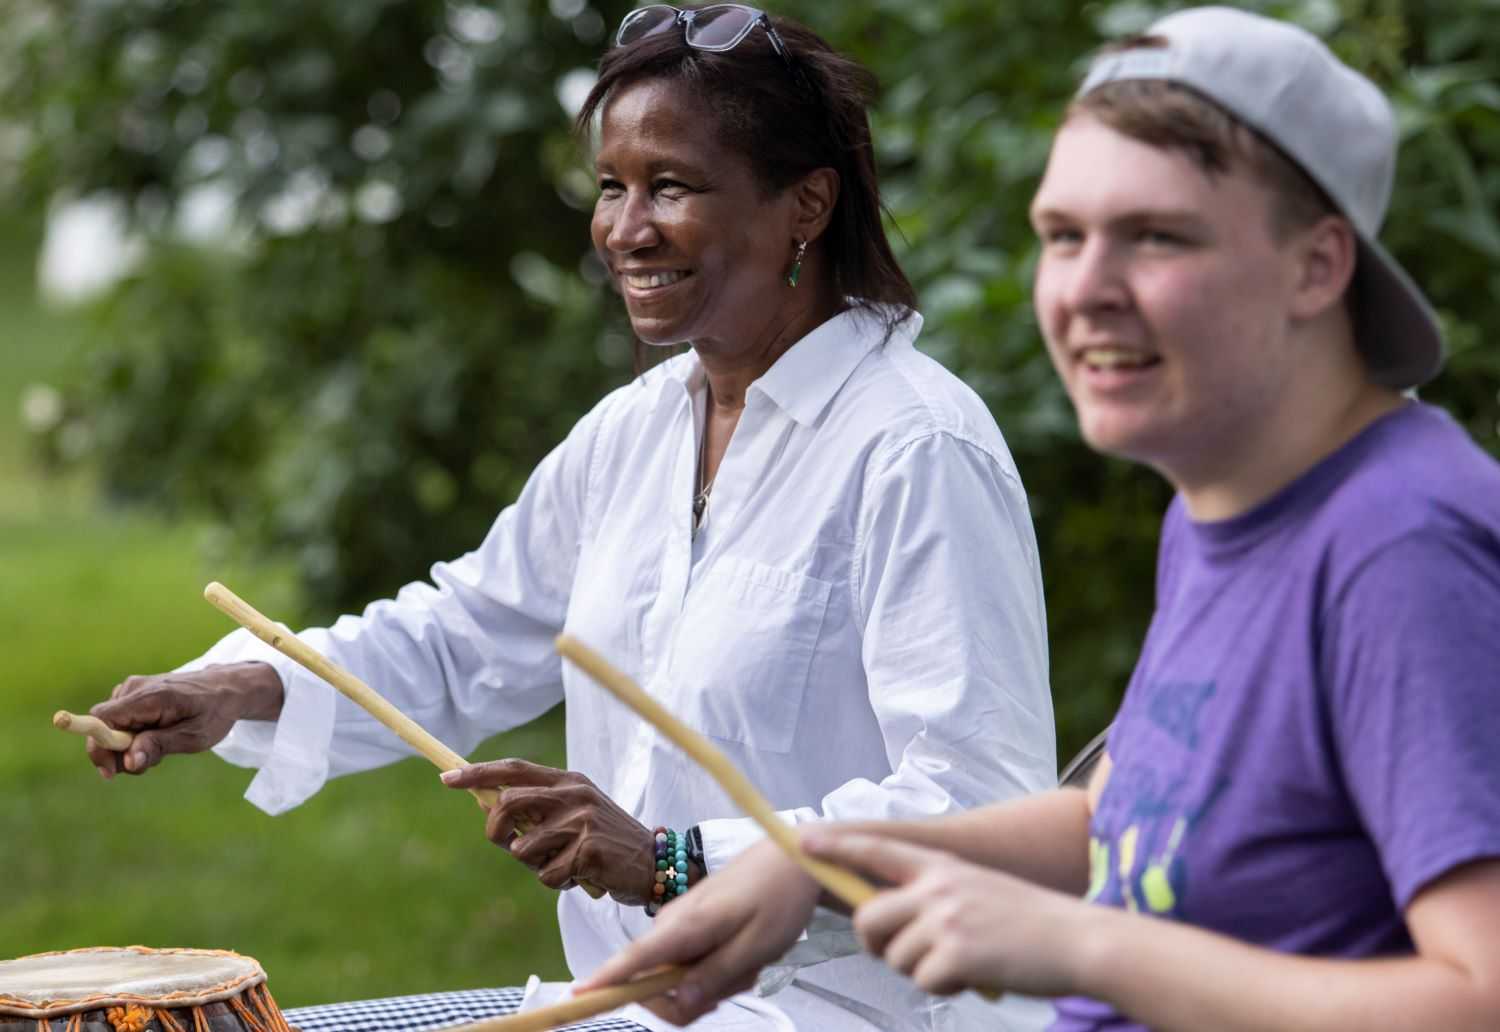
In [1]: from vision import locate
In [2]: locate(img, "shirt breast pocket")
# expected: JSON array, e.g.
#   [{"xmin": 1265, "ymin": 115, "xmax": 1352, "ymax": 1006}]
[{"xmin": 667, "ymin": 557, "xmax": 833, "ymax": 754}]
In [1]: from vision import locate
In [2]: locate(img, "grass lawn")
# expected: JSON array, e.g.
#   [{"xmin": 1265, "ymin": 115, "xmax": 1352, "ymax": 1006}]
[{"xmin": 1, "ymin": 213, "xmax": 571, "ymax": 1006}]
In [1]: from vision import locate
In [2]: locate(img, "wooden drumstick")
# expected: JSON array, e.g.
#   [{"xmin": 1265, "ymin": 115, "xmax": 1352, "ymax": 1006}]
[
  {"xmin": 202, "ymin": 581, "xmax": 605, "ymax": 899},
  {"xmin": 553, "ymin": 634, "xmax": 1004, "ymax": 1017},
  {"xmin": 53, "ymin": 710, "xmax": 133, "ymax": 751},
  {"xmin": 465, "ymin": 636, "xmax": 880, "ymax": 1032},
  {"xmin": 556, "ymin": 633, "xmax": 877, "ymax": 908},
  {"xmin": 443, "ymin": 968, "xmax": 686, "ymax": 1032}
]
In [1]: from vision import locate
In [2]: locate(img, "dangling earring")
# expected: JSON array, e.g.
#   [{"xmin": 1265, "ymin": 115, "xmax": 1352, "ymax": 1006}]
[{"xmin": 786, "ymin": 238, "xmax": 808, "ymax": 288}]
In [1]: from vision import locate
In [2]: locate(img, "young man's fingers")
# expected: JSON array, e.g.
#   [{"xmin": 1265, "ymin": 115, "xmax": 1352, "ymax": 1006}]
[
  {"xmin": 576, "ymin": 937, "xmax": 686, "ymax": 993},
  {"xmin": 910, "ymin": 942, "xmax": 976, "ymax": 998},
  {"xmin": 573, "ymin": 945, "xmax": 653, "ymax": 995},
  {"xmin": 662, "ymin": 931, "xmax": 771, "ymax": 1022},
  {"xmin": 850, "ymin": 884, "xmax": 927, "ymax": 957},
  {"xmin": 802, "ymin": 829, "xmax": 930, "ymax": 887},
  {"xmin": 875, "ymin": 908, "xmax": 935, "ymax": 977},
  {"xmin": 638, "ymin": 991, "xmax": 718, "ymax": 1028},
  {"xmin": 635, "ymin": 996, "xmax": 684, "ymax": 1027},
  {"xmin": 577, "ymin": 911, "xmax": 727, "ymax": 992}
]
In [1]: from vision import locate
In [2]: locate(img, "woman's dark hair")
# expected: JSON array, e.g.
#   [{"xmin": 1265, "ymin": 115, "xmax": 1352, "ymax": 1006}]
[{"xmin": 576, "ymin": 6, "xmax": 916, "ymax": 348}]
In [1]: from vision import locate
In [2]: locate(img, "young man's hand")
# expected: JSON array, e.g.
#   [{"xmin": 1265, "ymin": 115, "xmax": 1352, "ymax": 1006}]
[
  {"xmin": 803, "ymin": 827, "xmax": 1094, "ymax": 999},
  {"xmin": 574, "ymin": 839, "xmax": 822, "ymax": 1025}
]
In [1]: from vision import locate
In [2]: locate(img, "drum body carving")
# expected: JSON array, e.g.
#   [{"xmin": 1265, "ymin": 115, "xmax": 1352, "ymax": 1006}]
[{"xmin": 0, "ymin": 947, "xmax": 295, "ymax": 1032}]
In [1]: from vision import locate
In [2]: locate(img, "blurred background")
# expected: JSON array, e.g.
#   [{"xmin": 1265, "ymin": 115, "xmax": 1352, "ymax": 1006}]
[{"xmin": 2, "ymin": 0, "xmax": 1496, "ymax": 1008}]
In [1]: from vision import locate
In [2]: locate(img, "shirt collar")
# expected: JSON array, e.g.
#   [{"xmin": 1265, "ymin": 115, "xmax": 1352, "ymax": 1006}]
[{"xmin": 751, "ymin": 305, "xmax": 921, "ymax": 427}]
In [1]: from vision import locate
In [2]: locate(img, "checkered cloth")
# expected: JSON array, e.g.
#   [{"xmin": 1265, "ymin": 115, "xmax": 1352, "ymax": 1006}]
[{"xmin": 285, "ymin": 987, "xmax": 649, "ymax": 1032}]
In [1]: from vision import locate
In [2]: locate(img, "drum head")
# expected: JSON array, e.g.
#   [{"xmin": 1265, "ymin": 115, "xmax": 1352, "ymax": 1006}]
[{"xmin": 0, "ymin": 947, "xmax": 265, "ymax": 1018}]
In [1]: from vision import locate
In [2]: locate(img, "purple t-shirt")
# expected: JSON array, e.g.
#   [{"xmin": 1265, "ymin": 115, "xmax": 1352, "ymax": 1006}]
[{"xmin": 1052, "ymin": 403, "xmax": 1500, "ymax": 1031}]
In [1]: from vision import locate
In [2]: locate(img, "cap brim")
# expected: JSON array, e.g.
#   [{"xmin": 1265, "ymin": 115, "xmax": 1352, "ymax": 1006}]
[{"xmin": 1352, "ymin": 235, "xmax": 1444, "ymax": 390}]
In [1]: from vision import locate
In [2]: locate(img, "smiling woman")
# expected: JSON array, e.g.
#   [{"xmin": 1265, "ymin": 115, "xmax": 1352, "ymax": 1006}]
[
  {"xmin": 73, "ymin": 6, "xmax": 1056, "ymax": 1032},
  {"xmin": 590, "ymin": 77, "xmax": 818, "ymax": 353},
  {"xmin": 577, "ymin": 6, "xmax": 915, "ymax": 374}
]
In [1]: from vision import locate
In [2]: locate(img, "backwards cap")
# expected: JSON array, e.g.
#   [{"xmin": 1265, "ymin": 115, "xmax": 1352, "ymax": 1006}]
[{"xmin": 1080, "ymin": 6, "xmax": 1443, "ymax": 388}]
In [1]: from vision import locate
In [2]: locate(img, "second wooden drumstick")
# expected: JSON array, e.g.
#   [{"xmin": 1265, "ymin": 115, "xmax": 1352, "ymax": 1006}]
[
  {"xmin": 556, "ymin": 633, "xmax": 877, "ymax": 908},
  {"xmin": 443, "ymin": 968, "xmax": 687, "ymax": 1032},
  {"xmin": 550, "ymin": 634, "xmax": 1002, "ymax": 1024},
  {"xmin": 468, "ymin": 635, "xmax": 880, "ymax": 1032},
  {"xmin": 53, "ymin": 710, "xmax": 134, "ymax": 751},
  {"xmin": 202, "ymin": 581, "xmax": 605, "ymax": 899}
]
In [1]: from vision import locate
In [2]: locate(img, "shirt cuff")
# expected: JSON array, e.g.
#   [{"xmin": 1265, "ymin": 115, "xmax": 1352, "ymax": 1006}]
[
  {"xmin": 179, "ymin": 629, "xmax": 338, "ymax": 816},
  {"xmin": 696, "ymin": 808, "xmax": 811, "ymax": 873},
  {"xmin": 233, "ymin": 667, "xmax": 337, "ymax": 814}
]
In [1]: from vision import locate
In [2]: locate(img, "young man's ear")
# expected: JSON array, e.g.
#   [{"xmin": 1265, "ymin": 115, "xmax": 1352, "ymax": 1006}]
[
  {"xmin": 790, "ymin": 167, "xmax": 840, "ymax": 244},
  {"xmin": 1289, "ymin": 214, "xmax": 1358, "ymax": 322}
]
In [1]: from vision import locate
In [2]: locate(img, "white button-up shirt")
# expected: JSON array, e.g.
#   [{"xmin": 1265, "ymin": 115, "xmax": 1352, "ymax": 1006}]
[{"xmin": 196, "ymin": 308, "xmax": 1057, "ymax": 1031}]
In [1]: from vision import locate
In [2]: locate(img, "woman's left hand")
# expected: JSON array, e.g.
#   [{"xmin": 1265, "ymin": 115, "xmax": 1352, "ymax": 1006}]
[
  {"xmin": 802, "ymin": 828, "xmax": 1094, "ymax": 1000},
  {"xmin": 442, "ymin": 758, "xmax": 656, "ymax": 904}
]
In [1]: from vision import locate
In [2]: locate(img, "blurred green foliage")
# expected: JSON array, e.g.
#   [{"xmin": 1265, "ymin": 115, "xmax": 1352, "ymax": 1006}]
[
  {"xmin": 0, "ymin": 211, "xmax": 570, "ymax": 1003},
  {"xmin": 3, "ymin": 0, "xmax": 1497, "ymax": 763}
]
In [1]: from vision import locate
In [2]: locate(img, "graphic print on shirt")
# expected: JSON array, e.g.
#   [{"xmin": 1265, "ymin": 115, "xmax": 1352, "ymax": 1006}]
[{"xmin": 1087, "ymin": 678, "xmax": 1228, "ymax": 918}]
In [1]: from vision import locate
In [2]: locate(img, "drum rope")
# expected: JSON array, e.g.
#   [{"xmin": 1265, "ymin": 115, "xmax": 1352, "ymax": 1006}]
[
  {"xmin": 236, "ymin": 985, "xmax": 294, "ymax": 1032},
  {"xmin": 107, "ymin": 1006, "xmax": 151, "ymax": 1032},
  {"xmin": 32, "ymin": 1017, "xmax": 82, "ymax": 1032}
]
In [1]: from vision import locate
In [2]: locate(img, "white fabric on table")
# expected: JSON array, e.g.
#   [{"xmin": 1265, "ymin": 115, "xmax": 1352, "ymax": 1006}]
[{"xmin": 193, "ymin": 307, "xmax": 1057, "ymax": 1032}]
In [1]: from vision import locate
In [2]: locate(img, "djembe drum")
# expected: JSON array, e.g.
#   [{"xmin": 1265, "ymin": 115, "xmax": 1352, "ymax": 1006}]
[{"xmin": 0, "ymin": 947, "xmax": 295, "ymax": 1032}]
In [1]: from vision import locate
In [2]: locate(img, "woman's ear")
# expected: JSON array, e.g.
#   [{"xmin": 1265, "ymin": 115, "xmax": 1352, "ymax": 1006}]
[{"xmin": 790, "ymin": 167, "xmax": 840, "ymax": 244}]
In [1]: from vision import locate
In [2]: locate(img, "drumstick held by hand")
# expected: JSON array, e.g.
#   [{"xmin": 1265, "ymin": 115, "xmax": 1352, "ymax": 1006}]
[
  {"xmin": 556, "ymin": 634, "xmax": 1004, "ymax": 1007},
  {"xmin": 487, "ymin": 634, "xmax": 876, "ymax": 1032},
  {"xmin": 202, "ymin": 581, "xmax": 605, "ymax": 898},
  {"xmin": 53, "ymin": 710, "xmax": 133, "ymax": 751},
  {"xmin": 441, "ymin": 969, "xmax": 686, "ymax": 1032},
  {"xmin": 203, "ymin": 582, "xmax": 484, "ymax": 789},
  {"xmin": 556, "ymin": 633, "xmax": 876, "ymax": 908}
]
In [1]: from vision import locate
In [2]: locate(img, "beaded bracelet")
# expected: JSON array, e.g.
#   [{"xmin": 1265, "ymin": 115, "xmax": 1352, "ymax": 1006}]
[{"xmin": 647, "ymin": 825, "xmax": 691, "ymax": 917}]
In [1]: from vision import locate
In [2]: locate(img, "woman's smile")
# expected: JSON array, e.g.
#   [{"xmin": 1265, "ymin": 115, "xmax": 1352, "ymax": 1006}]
[
  {"xmin": 618, "ymin": 267, "xmax": 695, "ymax": 298},
  {"xmin": 590, "ymin": 78, "xmax": 801, "ymax": 349}
]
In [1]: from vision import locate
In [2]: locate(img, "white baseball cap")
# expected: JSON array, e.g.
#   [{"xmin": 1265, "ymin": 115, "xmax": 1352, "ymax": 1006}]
[{"xmin": 1079, "ymin": 6, "xmax": 1443, "ymax": 389}]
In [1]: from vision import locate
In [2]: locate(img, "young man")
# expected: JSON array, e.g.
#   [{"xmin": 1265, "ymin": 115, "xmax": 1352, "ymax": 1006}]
[{"xmin": 579, "ymin": 7, "xmax": 1500, "ymax": 1030}]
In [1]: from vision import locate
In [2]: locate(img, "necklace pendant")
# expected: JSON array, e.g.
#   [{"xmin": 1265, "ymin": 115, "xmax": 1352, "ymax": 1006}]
[{"xmin": 691, "ymin": 492, "xmax": 708, "ymax": 539}]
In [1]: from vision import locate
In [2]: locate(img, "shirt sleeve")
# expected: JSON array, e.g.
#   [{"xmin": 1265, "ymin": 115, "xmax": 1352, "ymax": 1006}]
[
  {"xmin": 1325, "ymin": 529, "xmax": 1500, "ymax": 908},
  {"xmin": 698, "ymin": 430, "xmax": 1057, "ymax": 870},
  {"xmin": 193, "ymin": 390, "xmax": 614, "ymax": 815}
]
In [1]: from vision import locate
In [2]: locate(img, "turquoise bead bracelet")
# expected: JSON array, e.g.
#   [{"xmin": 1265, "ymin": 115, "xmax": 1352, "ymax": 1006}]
[{"xmin": 647, "ymin": 825, "xmax": 693, "ymax": 917}]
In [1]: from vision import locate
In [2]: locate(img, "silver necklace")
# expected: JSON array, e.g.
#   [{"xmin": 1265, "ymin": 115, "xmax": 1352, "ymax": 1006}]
[{"xmin": 692, "ymin": 402, "xmax": 715, "ymax": 540}]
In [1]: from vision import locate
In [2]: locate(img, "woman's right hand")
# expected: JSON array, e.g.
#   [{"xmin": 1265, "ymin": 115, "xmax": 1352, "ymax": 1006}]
[
  {"xmin": 575, "ymin": 838, "xmax": 823, "ymax": 1025},
  {"xmin": 86, "ymin": 661, "xmax": 284, "ymax": 778}
]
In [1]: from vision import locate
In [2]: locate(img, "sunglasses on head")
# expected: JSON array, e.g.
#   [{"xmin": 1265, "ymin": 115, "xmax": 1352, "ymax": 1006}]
[{"xmin": 615, "ymin": 4, "xmax": 802, "ymax": 80}]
